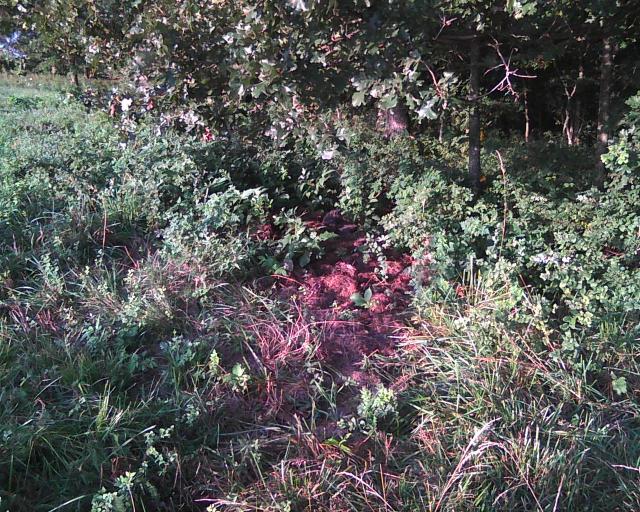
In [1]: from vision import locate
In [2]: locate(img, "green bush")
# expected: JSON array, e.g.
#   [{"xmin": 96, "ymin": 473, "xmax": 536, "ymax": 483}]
[{"xmin": 380, "ymin": 118, "xmax": 639, "ymax": 379}]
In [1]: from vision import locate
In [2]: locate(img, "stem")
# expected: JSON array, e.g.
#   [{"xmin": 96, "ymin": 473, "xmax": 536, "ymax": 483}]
[{"xmin": 524, "ymin": 86, "xmax": 530, "ymax": 143}]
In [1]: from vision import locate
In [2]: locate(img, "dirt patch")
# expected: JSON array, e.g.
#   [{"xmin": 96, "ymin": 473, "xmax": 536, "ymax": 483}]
[{"xmin": 275, "ymin": 210, "xmax": 416, "ymax": 382}]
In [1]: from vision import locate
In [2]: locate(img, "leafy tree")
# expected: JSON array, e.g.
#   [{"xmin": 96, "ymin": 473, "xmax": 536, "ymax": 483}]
[
  {"xmin": 8, "ymin": 0, "xmax": 640, "ymax": 191},
  {"xmin": 11, "ymin": 0, "xmax": 141, "ymax": 82}
]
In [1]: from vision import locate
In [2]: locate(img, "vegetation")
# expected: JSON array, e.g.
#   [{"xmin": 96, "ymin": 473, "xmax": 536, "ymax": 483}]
[{"xmin": 1, "ymin": 1, "xmax": 640, "ymax": 510}]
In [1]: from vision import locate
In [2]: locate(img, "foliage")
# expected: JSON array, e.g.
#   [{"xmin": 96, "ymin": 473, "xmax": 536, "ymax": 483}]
[
  {"xmin": 375, "ymin": 125, "xmax": 640, "ymax": 370},
  {"xmin": 1, "ymin": 65, "xmax": 640, "ymax": 512},
  {"xmin": 356, "ymin": 385, "xmax": 397, "ymax": 431}
]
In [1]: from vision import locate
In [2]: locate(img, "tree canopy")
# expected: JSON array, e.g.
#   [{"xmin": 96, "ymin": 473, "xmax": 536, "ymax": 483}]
[{"xmin": 4, "ymin": 0, "xmax": 640, "ymax": 185}]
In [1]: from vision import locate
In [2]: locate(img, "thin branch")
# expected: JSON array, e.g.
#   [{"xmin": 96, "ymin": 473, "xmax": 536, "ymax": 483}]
[
  {"xmin": 433, "ymin": 15, "xmax": 458, "ymax": 41},
  {"xmin": 486, "ymin": 37, "xmax": 536, "ymax": 99},
  {"xmin": 425, "ymin": 63, "xmax": 444, "ymax": 98}
]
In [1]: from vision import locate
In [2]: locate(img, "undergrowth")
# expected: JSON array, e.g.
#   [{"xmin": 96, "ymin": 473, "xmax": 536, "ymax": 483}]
[{"xmin": 1, "ymin": 83, "xmax": 639, "ymax": 511}]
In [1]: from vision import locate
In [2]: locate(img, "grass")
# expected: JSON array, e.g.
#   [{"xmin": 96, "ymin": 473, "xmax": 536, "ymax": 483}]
[{"xmin": 1, "ymin": 82, "xmax": 640, "ymax": 511}]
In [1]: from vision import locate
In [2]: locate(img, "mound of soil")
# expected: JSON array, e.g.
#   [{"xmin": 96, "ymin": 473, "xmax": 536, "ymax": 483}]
[{"xmin": 276, "ymin": 210, "xmax": 416, "ymax": 382}]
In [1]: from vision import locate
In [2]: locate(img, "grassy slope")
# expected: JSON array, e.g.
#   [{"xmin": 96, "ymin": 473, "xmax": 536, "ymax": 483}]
[{"xmin": 1, "ymin": 81, "xmax": 640, "ymax": 511}]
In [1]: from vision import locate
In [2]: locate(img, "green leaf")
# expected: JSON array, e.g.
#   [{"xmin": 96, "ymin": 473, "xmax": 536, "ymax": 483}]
[
  {"xmin": 363, "ymin": 287, "xmax": 373, "ymax": 302},
  {"xmin": 612, "ymin": 373, "xmax": 628, "ymax": 396},
  {"xmin": 299, "ymin": 251, "xmax": 311, "ymax": 268},
  {"xmin": 379, "ymin": 94, "xmax": 397, "ymax": 110},
  {"xmin": 352, "ymin": 91, "xmax": 366, "ymax": 107},
  {"xmin": 323, "ymin": 437, "xmax": 352, "ymax": 454},
  {"xmin": 350, "ymin": 292, "xmax": 365, "ymax": 307},
  {"xmin": 252, "ymin": 82, "xmax": 268, "ymax": 98},
  {"xmin": 417, "ymin": 103, "xmax": 437, "ymax": 120},
  {"xmin": 318, "ymin": 232, "xmax": 337, "ymax": 242}
]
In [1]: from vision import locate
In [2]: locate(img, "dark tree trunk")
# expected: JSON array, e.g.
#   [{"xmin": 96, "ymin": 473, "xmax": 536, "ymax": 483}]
[
  {"xmin": 595, "ymin": 37, "xmax": 614, "ymax": 182},
  {"xmin": 378, "ymin": 105, "xmax": 408, "ymax": 138},
  {"xmin": 468, "ymin": 37, "xmax": 481, "ymax": 194}
]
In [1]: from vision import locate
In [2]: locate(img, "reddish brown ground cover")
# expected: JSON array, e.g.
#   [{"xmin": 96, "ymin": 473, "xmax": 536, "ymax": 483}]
[{"xmin": 275, "ymin": 211, "xmax": 415, "ymax": 382}]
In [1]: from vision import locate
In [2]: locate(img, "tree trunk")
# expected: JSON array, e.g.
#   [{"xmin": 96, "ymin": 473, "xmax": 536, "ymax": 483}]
[
  {"xmin": 595, "ymin": 37, "xmax": 614, "ymax": 182},
  {"xmin": 562, "ymin": 83, "xmax": 576, "ymax": 145},
  {"xmin": 563, "ymin": 103, "xmax": 574, "ymax": 145},
  {"xmin": 563, "ymin": 65, "xmax": 585, "ymax": 146},
  {"xmin": 524, "ymin": 85, "xmax": 530, "ymax": 143},
  {"xmin": 468, "ymin": 37, "xmax": 481, "ymax": 194},
  {"xmin": 378, "ymin": 105, "xmax": 408, "ymax": 138},
  {"xmin": 572, "ymin": 64, "xmax": 585, "ymax": 145}
]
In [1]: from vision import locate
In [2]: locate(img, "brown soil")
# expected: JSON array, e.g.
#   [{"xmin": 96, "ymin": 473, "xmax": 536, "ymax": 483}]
[{"xmin": 275, "ymin": 210, "xmax": 415, "ymax": 382}]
